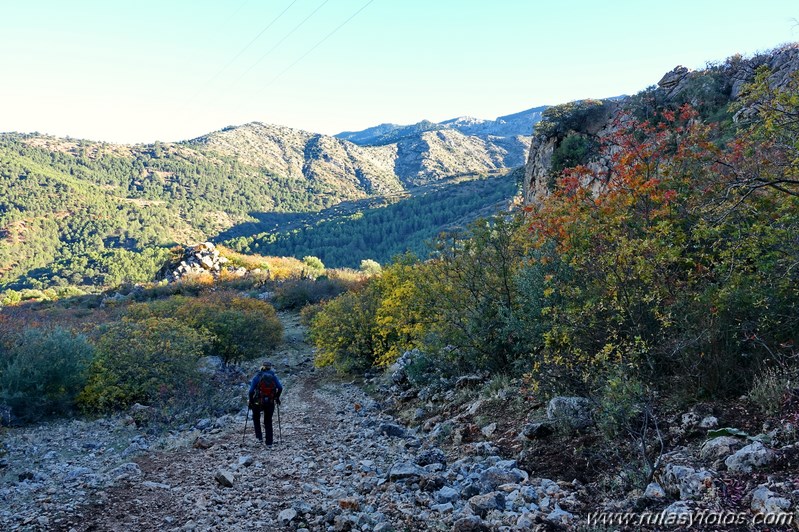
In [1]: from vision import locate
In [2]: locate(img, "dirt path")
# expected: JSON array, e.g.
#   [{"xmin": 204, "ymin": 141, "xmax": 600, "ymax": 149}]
[{"xmin": 52, "ymin": 314, "xmax": 427, "ymax": 532}]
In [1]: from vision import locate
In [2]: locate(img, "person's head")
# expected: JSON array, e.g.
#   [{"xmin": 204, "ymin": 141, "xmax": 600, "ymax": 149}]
[{"xmin": 261, "ymin": 360, "xmax": 273, "ymax": 371}]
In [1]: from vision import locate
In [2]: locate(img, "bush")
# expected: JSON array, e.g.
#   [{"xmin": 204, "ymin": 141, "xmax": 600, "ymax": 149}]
[
  {"xmin": 359, "ymin": 259, "xmax": 382, "ymax": 276},
  {"xmin": 551, "ymin": 133, "xmax": 597, "ymax": 173},
  {"xmin": 749, "ymin": 365, "xmax": 798, "ymax": 416},
  {"xmin": 310, "ymin": 287, "xmax": 381, "ymax": 371},
  {"xmin": 0, "ymin": 327, "xmax": 94, "ymax": 421},
  {"xmin": 78, "ymin": 318, "xmax": 207, "ymax": 412},
  {"xmin": 125, "ymin": 292, "xmax": 283, "ymax": 366},
  {"xmin": 303, "ymin": 256, "xmax": 325, "ymax": 273},
  {"xmin": 271, "ymin": 278, "xmax": 349, "ymax": 310}
]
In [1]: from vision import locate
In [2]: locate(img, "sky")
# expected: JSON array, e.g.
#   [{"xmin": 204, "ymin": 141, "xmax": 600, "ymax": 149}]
[{"xmin": 1, "ymin": 0, "xmax": 797, "ymax": 144}]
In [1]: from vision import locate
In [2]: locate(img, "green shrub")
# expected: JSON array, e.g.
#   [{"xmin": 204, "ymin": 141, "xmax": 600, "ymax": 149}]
[
  {"xmin": 359, "ymin": 259, "xmax": 382, "ymax": 276},
  {"xmin": 272, "ymin": 278, "xmax": 349, "ymax": 310},
  {"xmin": 124, "ymin": 292, "xmax": 283, "ymax": 366},
  {"xmin": 310, "ymin": 286, "xmax": 380, "ymax": 371},
  {"xmin": 0, "ymin": 327, "xmax": 94, "ymax": 421},
  {"xmin": 551, "ymin": 133, "xmax": 597, "ymax": 173},
  {"xmin": 78, "ymin": 318, "xmax": 207, "ymax": 412}
]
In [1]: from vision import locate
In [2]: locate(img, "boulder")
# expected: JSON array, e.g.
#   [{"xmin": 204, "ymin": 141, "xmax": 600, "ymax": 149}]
[
  {"xmin": 468, "ymin": 492, "xmax": 506, "ymax": 518},
  {"xmin": 724, "ymin": 441, "xmax": 775, "ymax": 473},
  {"xmin": 388, "ymin": 462, "xmax": 426, "ymax": 482},
  {"xmin": 546, "ymin": 396, "xmax": 593, "ymax": 430},
  {"xmin": 278, "ymin": 507, "xmax": 297, "ymax": 525},
  {"xmin": 214, "ymin": 470, "xmax": 235, "ymax": 488},
  {"xmin": 644, "ymin": 482, "xmax": 666, "ymax": 499},
  {"xmin": 416, "ymin": 448, "xmax": 447, "ymax": 467},
  {"xmin": 660, "ymin": 464, "xmax": 714, "ymax": 500},
  {"xmin": 453, "ymin": 515, "xmax": 488, "ymax": 532},
  {"xmin": 699, "ymin": 436, "xmax": 743, "ymax": 461},
  {"xmin": 479, "ymin": 467, "xmax": 525, "ymax": 490},
  {"xmin": 751, "ymin": 485, "xmax": 791, "ymax": 514},
  {"xmin": 436, "ymin": 486, "xmax": 460, "ymax": 504},
  {"xmin": 378, "ymin": 423, "xmax": 406, "ymax": 438},
  {"xmin": 521, "ymin": 422, "xmax": 554, "ymax": 440}
]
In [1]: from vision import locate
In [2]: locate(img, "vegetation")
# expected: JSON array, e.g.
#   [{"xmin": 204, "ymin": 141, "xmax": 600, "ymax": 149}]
[
  {"xmin": 310, "ymin": 68, "xmax": 799, "ymax": 411},
  {"xmin": 0, "ymin": 327, "xmax": 93, "ymax": 421},
  {"xmin": 223, "ymin": 174, "xmax": 517, "ymax": 268}
]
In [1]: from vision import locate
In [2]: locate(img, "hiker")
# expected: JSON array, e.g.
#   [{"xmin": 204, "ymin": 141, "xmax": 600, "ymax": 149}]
[{"xmin": 248, "ymin": 361, "xmax": 283, "ymax": 445}]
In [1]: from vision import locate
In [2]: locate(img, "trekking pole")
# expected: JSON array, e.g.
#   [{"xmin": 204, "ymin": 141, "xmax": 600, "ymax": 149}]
[
  {"xmin": 242, "ymin": 403, "xmax": 250, "ymax": 443},
  {"xmin": 277, "ymin": 402, "xmax": 282, "ymax": 445}
]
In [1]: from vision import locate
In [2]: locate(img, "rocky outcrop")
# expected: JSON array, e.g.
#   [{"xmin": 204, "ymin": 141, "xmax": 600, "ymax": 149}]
[
  {"xmin": 158, "ymin": 242, "xmax": 243, "ymax": 282},
  {"xmin": 522, "ymin": 43, "xmax": 799, "ymax": 205}
]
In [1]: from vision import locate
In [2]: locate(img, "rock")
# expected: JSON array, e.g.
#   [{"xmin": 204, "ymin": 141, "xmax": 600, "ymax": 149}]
[
  {"xmin": 66, "ymin": 467, "xmax": 92, "ymax": 480},
  {"xmin": 660, "ymin": 464, "xmax": 714, "ymax": 500},
  {"xmin": 479, "ymin": 467, "xmax": 525, "ymax": 490},
  {"xmin": 193, "ymin": 437, "xmax": 213, "ymax": 450},
  {"xmin": 378, "ymin": 423, "xmax": 406, "ymax": 438},
  {"xmin": 436, "ymin": 486, "xmax": 460, "ymax": 504},
  {"xmin": 700, "ymin": 436, "xmax": 743, "ymax": 461},
  {"xmin": 663, "ymin": 500, "xmax": 693, "ymax": 516},
  {"xmin": 547, "ymin": 506, "xmax": 574, "ymax": 524},
  {"xmin": 725, "ymin": 441, "xmax": 775, "ymax": 473},
  {"xmin": 278, "ymin": 507, "xmax": 297, "ymax": 525},
  {"xmin": 453, "ymin": 515, "xmax": 488, "ymax": 531},
  {"xmin": 214, "ymin": 470, "xmax": 235, "ymax": 488},
  {"xmin": 455, "ymin": 375, "xmax": 485, "ymax": 389},
  {"xmin": 373, "ymin": 523, "xmax": 394, "ymax": 532},
  {"xmin": 431, "ymin": 502, "xmax": 454, "ymax": 513},
  {"xmin": 546, "ymin": 396, "xmax": 593, "ymax": 430},
  {"xmin": 109, "ymin": 462, "xmax": 141, "ymax": 479},
  {"xmin": 521, "ymin": 422, "xmax": 554, "ymax": 440},
  {"xmin": 480, "ymin": 423, "xmax": 497, "ymax": 437},
  {"xmin": 658, "ymin": 65, "xmax": 690, "ymax": 87},
  {"xmin": 644, "ymin": 482, "xmax": 666, "ymax": 499},
  {"xmin": 751, "ymin": 485, "xmax": 791, "ymax": 514},
  {"xmin": 468, "ymin": 492, "xmax": 506, "ymax": 518},
  {"xmin": 416, "ymin": 448, "xmax": 447, "ymax": 467},
  {"xmin": 338, "ymin": 497, "xmax": 360, "ymax": 510},
  {"xmin": 142, "ymin": 481, "xmax": 171, "ymax": 490},
  {"xmin": 237, "ymin": 455, "xmax": 254, "ymax": 467},
  {"xmin": 699, "ymin": 415, "xmax": 719, "ymax": 429},
  {"xmin": 388, "ymin": 462, "xmax": 426, "ymax": 481}
]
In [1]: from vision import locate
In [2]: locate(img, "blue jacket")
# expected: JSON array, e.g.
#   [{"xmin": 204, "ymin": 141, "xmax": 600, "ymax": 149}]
[{"xmin": 249, "ymin": 369, "xmax": 283, "ymax": 397}]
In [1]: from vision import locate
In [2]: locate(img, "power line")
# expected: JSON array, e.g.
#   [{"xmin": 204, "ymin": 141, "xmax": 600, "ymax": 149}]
[
  {"xmin": 193, "ymin": 0, "xmax": 298, "ymax": 99},
  {"xmin": 236, "ymin": 0, "xmax": 331, "ymax": 82},
  {"xmin": 260, "ymin": 0, "xmax": 376, "ymax": 90}
]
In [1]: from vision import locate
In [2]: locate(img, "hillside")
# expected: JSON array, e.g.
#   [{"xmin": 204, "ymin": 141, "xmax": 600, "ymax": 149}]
[
  {"xmin": 0, "ymin": 104, "xmax": 542, "ymax": 290},
  {"xmin": 222, "ymin": 171, "xmax": 519, "ymax": 267}
]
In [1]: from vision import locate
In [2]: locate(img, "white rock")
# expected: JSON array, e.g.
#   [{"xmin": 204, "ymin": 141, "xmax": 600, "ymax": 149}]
[{"xmin": 725, "ymin": 441, "xmax": 774, "ymax": 473}]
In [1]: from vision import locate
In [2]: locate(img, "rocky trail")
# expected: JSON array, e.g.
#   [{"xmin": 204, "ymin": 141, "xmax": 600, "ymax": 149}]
[{"xmin": 1, "ymin": 315, "xmax": 567, "ymax": 532}]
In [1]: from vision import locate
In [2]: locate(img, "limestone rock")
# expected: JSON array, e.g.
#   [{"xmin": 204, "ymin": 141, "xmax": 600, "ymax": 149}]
[
  {"xmin": 751, "ymin": 485, "xmax": 791, "ymax": 514},
  {"xmin": 725, "ymin": 441, "xmax": 775, "ymax": 473},
  {"xmin": 660, "ymin": 464, "xmax": 714, "ymax": 500},
  {"xmin": 546, "ymin": 396, "xmax": 593, "ymax": 430},
  {"xmin": 700, "ymin": 436, "xmax": 743, "ymax": 461}
]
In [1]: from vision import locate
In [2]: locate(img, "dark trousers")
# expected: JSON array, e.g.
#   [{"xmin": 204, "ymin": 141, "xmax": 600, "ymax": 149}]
[{"xmin": 252, "ymin": 401, "xmax": 275, "ymax": 444}]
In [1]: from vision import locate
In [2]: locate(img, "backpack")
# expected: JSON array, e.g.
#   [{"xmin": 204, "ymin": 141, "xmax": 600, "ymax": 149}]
[{"xmin": 253, "ymin": 371, "xmax": 277, "ymax": 406}]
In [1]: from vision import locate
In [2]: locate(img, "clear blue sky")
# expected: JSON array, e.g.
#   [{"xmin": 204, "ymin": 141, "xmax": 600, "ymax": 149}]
[{"xmin": 1, "ymin": 0, "xmax": 797, "ymax": 143}]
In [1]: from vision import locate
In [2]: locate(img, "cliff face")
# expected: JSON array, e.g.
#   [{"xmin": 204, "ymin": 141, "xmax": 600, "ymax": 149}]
[{"xmin": 522, "ymin": 44, "xmax": 799, "ymax": 205}]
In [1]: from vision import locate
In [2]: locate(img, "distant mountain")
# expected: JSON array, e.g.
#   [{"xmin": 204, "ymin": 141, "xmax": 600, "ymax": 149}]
[
  {"xmin": 190, "ymin": 121, "xmax": 530, "ymax": 188},
  {"xmin": 336, "ymin": 106, "xmax": 548, "ymax": 146}
]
